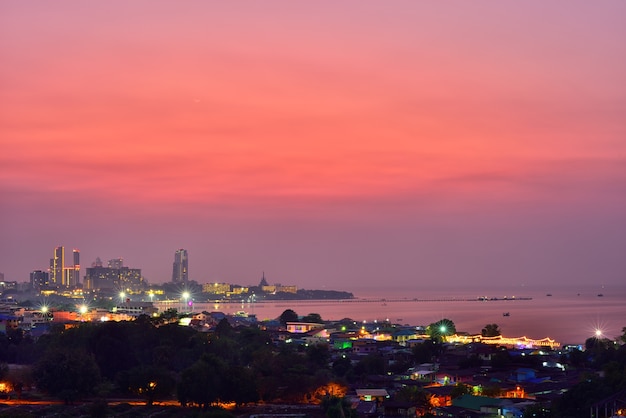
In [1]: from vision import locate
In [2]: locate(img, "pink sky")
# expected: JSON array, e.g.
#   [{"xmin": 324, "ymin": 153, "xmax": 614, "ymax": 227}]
[{"xmin": 1, "ymin": 2, "xmax": 625, "ymax": 291}]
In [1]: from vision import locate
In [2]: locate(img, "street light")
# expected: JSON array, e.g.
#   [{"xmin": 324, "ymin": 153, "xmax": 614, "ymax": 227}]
[
  {"xmin": 78, "ymin": 304, "xmax": 88, "ymax": 321},
  {"xmin": 182, "ymin": 291, "xmax": 190, "ymax": 312}
]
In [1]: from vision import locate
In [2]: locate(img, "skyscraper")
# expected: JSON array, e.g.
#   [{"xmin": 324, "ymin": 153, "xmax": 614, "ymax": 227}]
[
  {"xmin": 71, "ymin": 249, "xmax": 80, "ymax": 287},
  {"xmin": 172, "ymin": 249, "xmax": 188, "ymax": 283},
  {"xmin": 49, "ymin": 246, "xmax": 80, "ymax": 288},
  {"xmin": 50, "ymin": 246, "xmax": 64, "ymax": 287}
]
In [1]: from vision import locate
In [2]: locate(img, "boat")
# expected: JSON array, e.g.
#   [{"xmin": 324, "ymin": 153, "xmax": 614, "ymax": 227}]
[
  {"xmin": 546, "ymin": 293, "xmax": 552, "ymax": 297},
  {"xmin": 597, "ymin": 293, "xmax": 604, "ymax": 297},
  {"xmin": 502, "ymin": 312, "xmax": 510, "ymax": 317}
]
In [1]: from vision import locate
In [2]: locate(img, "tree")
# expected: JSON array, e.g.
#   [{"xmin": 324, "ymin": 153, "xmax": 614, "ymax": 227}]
[
  {"xmin": 215, "ymin": 318, "xmax": 234, "ymax": 338},
  {"xmin": 332, "ymin": 356, "xmax": 353, "ymax": 378},
  {"xmin": 395, "ymin": 386, "xmax": 432, "ymax": 415},
  {"xmin": 302, "ymin": 313, "xmax": 324, "ymax": 323},
  {"xmin": 156, "ymin": 308, "xmax": 179, "ymax": 324},
  {"xmin": 481, "ymin": 323, "xmax": 501, "ymax": 337},
  {"xmin": 491, "ymin": 350, "xmax": 512, "ymax": 369},
  {"xmin": 222, "ymin": 365, "xmax": 259, "ymax": 406},
  {"xmin": 426, "ymin": 319, "xmax": 456, "ymax": 341},
  {"xmin": 552, "ymin": 375, "xmax": 614, "ymax": 417},
  {"xmin": 412, "ymin": 339, "xmax": 442, "ymax": 363},
  {"xmin": 307, "ymin": 343, "xmax": 331, "ymax": 368},
  {"xmin": 279, "ymin": 309, "xmax": 299, "ymax": 325},
  {"xmin": 458, "ymin": 354, "xmax": 482, "ymax": 369},
  {"xmin": 177, "ymin": 358, "xmax": 221, "ymax": 408},
  {"xmin": 321, "ymin": 395, "xmax": 357, "ymax": 418},
  {"xmin": 354, "ymin": 353, "xmax": 385, "ymax": 377},
  {"xmin": 125, "ymin": 366, "xmax": 175, "ymax": 406},
  {"xmin": 481, "ymin": 384, "xmax": 502, "ymax": 397},
  {"xmin": 33, "ymin": 348, "xmax": 101, "ymax": 404},
  {"xmin": 450, "ymin": 383, "xmax": 470, "ymax": 399}
]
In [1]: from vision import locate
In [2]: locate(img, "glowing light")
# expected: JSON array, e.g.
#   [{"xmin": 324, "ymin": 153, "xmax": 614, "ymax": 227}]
[
  {"xmin": 79, "ymin": 304, "xmax": 88, "ymax": 314},
  {"xmin": 595, "ymin": 329, "xmax": 603, "ymax": 338},
  {"xmin": 446, "ymin": 333, "xmax": 560, "ymax": 349},
  {"xmin": 41, "ymin": 306, "xmax": 48, "ymax": 313}
]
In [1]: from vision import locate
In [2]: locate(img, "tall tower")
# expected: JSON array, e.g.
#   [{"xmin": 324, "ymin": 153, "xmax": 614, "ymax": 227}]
[
  {"xmin": 51, "ymin": 246, "xmax": 64, "ymax": 287},
  {"xmin": 71, "ymin": 249, "xmax": 80, "ymax": 287},
  {"xmin": 172, "ymin": 249, "xmax": 188, "ymax": 283}
]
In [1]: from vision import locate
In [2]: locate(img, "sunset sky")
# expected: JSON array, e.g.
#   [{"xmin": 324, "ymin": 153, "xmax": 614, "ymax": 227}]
[{"xmin": 1, "ymin": 2, "xmax": 625, "ymax": 292}]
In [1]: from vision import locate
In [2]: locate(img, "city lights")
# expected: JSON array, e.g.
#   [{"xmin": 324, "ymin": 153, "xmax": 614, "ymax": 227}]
[{"xmin": 181, "ymin": 291, "xmax": 192, "ymax": 312}]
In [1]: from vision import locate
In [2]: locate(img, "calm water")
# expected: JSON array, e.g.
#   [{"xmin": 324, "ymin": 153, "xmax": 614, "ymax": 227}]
[{"xmin": 174, "ymin": 285, "xmax": 625, "ymax": 345}]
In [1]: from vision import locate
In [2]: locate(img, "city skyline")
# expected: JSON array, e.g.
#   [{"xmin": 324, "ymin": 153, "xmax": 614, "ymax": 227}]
[{"xmin": 1, "ymin": 2, "xmax": 625, "ymax": 291}]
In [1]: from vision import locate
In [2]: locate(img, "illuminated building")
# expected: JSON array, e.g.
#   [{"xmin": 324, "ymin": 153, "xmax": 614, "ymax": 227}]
[
  {"xmin": 262, "ymin": 284, "xmax": 298, "ymax": 294},
  {"xmin": 445, "ymin": 334, "xmax": 560, "ymax": 349},
  {"xmin": 112, "ymin": 301, "xmax": 157, "ymax": 317},
  {"xmin": 108, "ymin": 258, "xmax": 123, "ymax": 269},
  {"xmin": 84, "ymin": 258, "xmax": 146, "ymax": 293},
  {"xmin": 203, "ymin": 282, "xmax": 231, "ymax": 294},
  {"xmin": 48, "ymin": 246, "xmax": 80, "ymax": 288},
  {"xmin": 71, "ymin": 249, "xmax": 80, "ymax": 287},
  {"xmin": 50, "ymin": 246, "xmax": 64, "ymax": 287},
  {"xmin": 30, "ymin": 270, "xmax": 50, "ymax": 289},
  {"xmin": 172, "ymin": 249, "xmax": 188, "ymax": 283}
]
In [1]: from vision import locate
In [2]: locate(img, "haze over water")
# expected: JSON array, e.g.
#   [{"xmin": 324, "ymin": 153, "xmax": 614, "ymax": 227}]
[{"xmin": 187, "ymin": 284, "xmax": 626, "ymax": 346}]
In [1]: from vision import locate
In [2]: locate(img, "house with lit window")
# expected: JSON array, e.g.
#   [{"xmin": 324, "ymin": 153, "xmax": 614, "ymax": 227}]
[
  {"xmin": 286, "ymin": 321, "xmax": 324, "ymax": 333},
  {"xmin": 356, "ymin": 389, "xmax": 389, "ymax": 402}
]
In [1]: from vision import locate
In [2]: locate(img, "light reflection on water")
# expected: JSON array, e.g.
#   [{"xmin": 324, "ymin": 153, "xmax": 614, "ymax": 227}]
[{"xmin": 190, "ymin": 285, "xmax": 625, "ymax": 345}]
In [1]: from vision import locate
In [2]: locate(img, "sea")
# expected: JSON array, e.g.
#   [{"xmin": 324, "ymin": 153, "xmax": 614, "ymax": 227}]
[{"xmin": 166, "ymin": 284, "xmax": 626, "ymax": 346}]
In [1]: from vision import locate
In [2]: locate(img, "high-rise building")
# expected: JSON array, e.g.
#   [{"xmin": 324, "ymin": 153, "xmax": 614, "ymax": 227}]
[
  {"xmin": 71, "ymin": 249, "xmax": 80, "ymax": 287},
  {"xmin": 84, "ymin": 258, "xmax": 145, "ymax": 293},
  {"xmin": 172, "ymin": 249, "xmax": 188, "ymax": 283},
  {"xmin": 50, "ymin": 246, "xmax": 64, "ymax": 287},
  {"xmin": 48, "ymin": 246, "xmax": 80, "ymax": 288},
  {"xmin": 31, "ymin": 270, "xmax": 50, "ymax": 289}
]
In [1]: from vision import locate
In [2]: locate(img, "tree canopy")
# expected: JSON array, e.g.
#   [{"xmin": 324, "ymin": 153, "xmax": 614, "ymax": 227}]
[
  {"xmin": 481, "ymin": 323, "xmax": 501, "ymax": 337},
  {"xmin": 279, "ymin": 309, "xmax": 299, "ymax": 325},
  {"xmin": 426, "ymin": 319, "xmax": 456, "ymax": 340}
]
